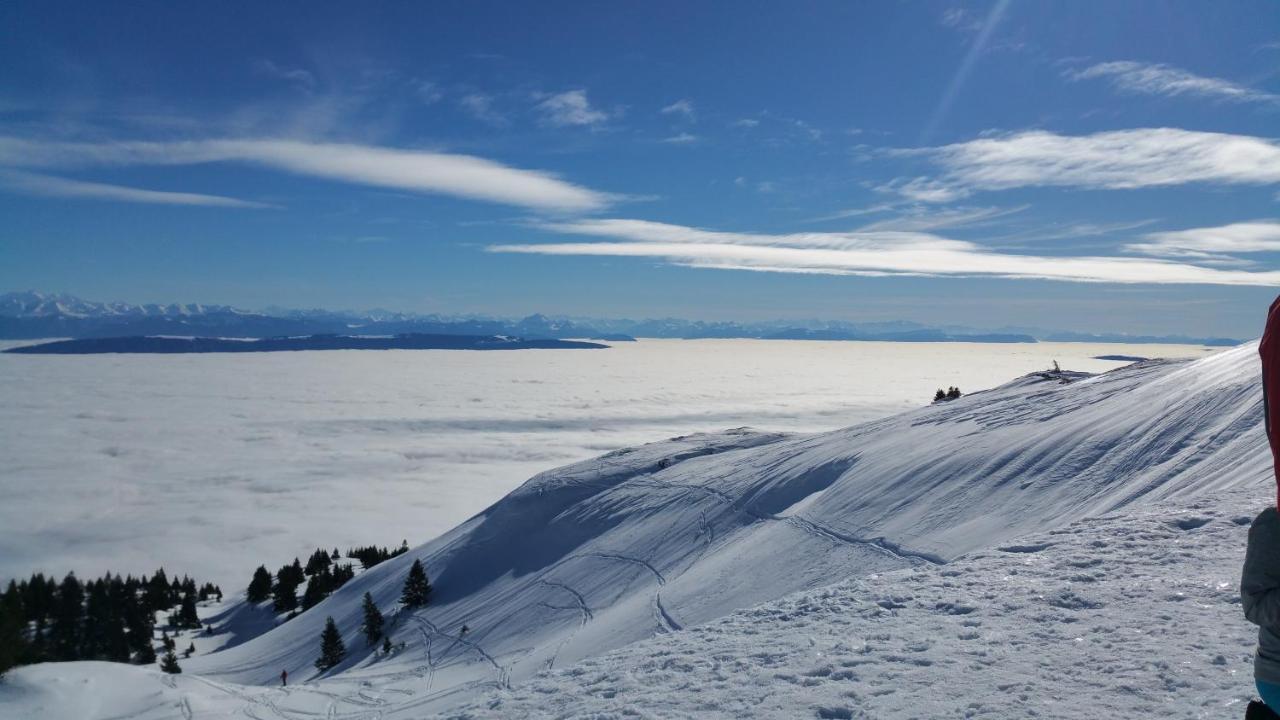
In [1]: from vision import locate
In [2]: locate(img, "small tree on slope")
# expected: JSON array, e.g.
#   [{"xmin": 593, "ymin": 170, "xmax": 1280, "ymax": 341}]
[
  {"xmin": 177, "ymin": 593, "xmax": 201, "ymax": 628},
  {"xmin": 247, "ymin": 566, "xmax": 272, "ymax": 603},
  {"xmin": 315, "ymin": 616, "xmax": 345, "ymax": 672},
  {"xmin": 400, "ymin": 559, "xmax": 431, "ymax": 609},
  {"xmin": 361, "ymin": 592, "xmax": 384, "ymax": 646},
  {"xmin": 160, "ymin": 648, "xmax": 182, "ymax": 674}
]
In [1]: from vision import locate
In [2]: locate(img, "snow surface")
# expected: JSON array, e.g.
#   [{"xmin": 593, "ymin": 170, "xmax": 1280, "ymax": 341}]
[
  {"xmin": 0, "ymin": 341, "xmax": 1265, "ymax": 718},
  {"xmin": 0, "ymin": 338, "xmax": 1208, "ymax": 588},
  {"xmin": 451, "ymin": 484, "xmax": 1263, "ymax": 719}
]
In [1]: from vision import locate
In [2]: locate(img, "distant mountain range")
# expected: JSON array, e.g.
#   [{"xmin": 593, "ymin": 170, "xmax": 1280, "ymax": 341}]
[{"xmin": 0, "ymin": 291, "xmax": 1242, "ymax": 346}]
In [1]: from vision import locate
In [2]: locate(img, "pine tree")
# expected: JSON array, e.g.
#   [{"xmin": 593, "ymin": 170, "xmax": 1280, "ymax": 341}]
[
  {"xmin": 49, "ymin": 573, "xmax": 84, "ymax": 661},
  {"xmin": 0, "ymin": 585, "xmax": 28, "ymax": 676},
  {"xmin": 160, "ymin": 648, "xmax": 182, "ymax": 674},
  {"xmin": 247, "ymin": 566, "xmax": 273, "ymax": 603},
  {"xmin": 381, "ymin": 636, "xmax": 392, "ymax": 655},
  {"xmin": 399, "ymin": 559, "xmax": 431, "ymax": 609},
  {"xmin": 144, "ymin": 569, "xmax": 171, "ymax": 612},
  {"xmin": 360, "ymin": 593, "xmax": 384, "ymax": 646},
  {"xmin": 184, "ymin": 642, "xmax": 195, "ymax": 658},
  {"xmin": 301, "ymin": 573, "xmax": 328, "ymax": 611},
  {"xmin": 315, "ymin": 617, "xmax": 345, "ymax": 672},
  {"xmin": 304, "ymin": 548, "xmax": 332, "ymax": 576},
  {"xmin": 177, "ymin": 593, "xmax": 201, "ymax": 629},
  {"xmin": 273, "ymin": 562, "xmax": 303, "ymax": 613}
]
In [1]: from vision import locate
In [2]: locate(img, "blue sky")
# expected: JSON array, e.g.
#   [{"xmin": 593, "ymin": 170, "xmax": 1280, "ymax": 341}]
[{"xmin": 1, "ymin": 1, "xmax": 1279, "ymax": 336}]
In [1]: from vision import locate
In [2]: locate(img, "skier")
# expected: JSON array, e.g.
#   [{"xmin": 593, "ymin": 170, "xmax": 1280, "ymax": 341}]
[
  {"xmin": 280, "ymin": 669, "xmax": 288, "ymax": 687},
  {"xmin": 1243, "ymin": 295, "xmax": 1280, "ymax": 719},
  {"xmin": 460, "ymin": 624, "xmax": 470, "ymax": 637}
]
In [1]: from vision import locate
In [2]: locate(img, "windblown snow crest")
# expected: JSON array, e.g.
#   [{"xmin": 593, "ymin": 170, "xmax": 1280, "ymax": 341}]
[{"xmin": 6, "ymin": 344, "xmax": 1268, "ymax": 718}]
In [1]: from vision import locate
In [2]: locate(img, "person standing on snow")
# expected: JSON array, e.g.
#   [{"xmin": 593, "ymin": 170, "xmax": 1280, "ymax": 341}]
[
  {"xmin": 281, "ymin": 669, "xmax": 288, "ymax": 687},
  {"xmin": 1243, "ymin": 296, "xmax": 1280, "ymax": 719}
]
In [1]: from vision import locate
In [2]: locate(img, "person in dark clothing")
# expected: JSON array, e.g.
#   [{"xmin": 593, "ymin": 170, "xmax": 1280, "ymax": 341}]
[
  {"xmin": 281, "ymin": 669, "xmax": 288, "ymax": 687},
  {"xmin": 1244, "ymin": 297, "xmax": 1280, "ymax": 719}
]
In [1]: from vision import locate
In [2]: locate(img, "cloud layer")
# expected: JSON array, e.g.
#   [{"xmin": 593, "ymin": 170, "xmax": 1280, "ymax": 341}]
[
  {"xmin": 0, "ymin": 137, "xmax": 612, "ymax": 212},
  {"xmin": 1125, "ymin": 220, "xmax": 1280, "ymax": 261},
  {"xmin": 488, "ymin": 218, "xmax": 1280, "ymax": 286},
  {"xmin": 887, "ymin": 128, "xmax": 1280, "ymax": 201},
  {"xmin": 1067, "ymin": 61, "xmax": 1280, "ymax": 105},
  {"xmin": 0, "ymin": 170, "xmax": 271, "ymax": 208}
]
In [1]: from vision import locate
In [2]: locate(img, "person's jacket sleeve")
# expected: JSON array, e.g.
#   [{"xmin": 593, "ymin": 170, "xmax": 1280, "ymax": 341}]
[
  {"xmin": 1243, "ymin": 507, "xmax": 1280, "ymax": 627},
  {"xmin": 1261, "ymin": 295, "xmax": 1280, "ymax": 508}
]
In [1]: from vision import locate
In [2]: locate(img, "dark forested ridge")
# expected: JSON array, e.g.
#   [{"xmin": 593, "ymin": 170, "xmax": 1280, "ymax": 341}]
[{"xmin": 4, "ymin": 334, "xmax": 608, "ymax": 354}]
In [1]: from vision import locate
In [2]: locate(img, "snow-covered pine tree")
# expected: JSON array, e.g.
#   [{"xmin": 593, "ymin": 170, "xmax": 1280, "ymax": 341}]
[
  {"xmin": 184, "ymin": 642, "xmax": 194, "ymax": 658},
  {"xmin": 315, "ymin": 616, "xmax": 345, "ymax": 671},
  {"xmin": 160, "ymin": 648, "xmax": 181, "ymax": 674},
  {"xmin": 381, "ymin": 635, "xmax": 392, "ymax": 655},
  {"xmin": 399, "ymin": 559, "xmax": 431, "ymax": 608},
  {"xmin": 361, "ymin": 592, "xmax": 383, "ymax": 646}
]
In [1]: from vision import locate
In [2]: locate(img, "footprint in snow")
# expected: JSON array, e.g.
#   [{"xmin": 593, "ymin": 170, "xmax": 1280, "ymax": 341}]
[{"xmin": 1171, "ymin": 516, "xmax": 1212, "ymax": 531}]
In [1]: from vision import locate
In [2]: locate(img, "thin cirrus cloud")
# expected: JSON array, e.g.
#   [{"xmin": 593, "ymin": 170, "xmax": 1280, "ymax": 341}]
[
  {"xmin": 0, "ymin": 137, "xmax": 613, "ymax": 212},
  {"xmin": 486, "ymin": 217, "xmax": 1280, "ymax": 286},
  {"xmin": 1066, "ymin": 61, "xmax": 1280, "ymax": 105},
  {"xmin": 0, "ymin": 169, "xmax": 272, "ymax": 208},
  {"xmin": 535, "ymin": 90, "xmax": 609, "ymax": 127},
  {"xmin": 660, "ymin": 99, "xmax": 696, "ymax": 120},
  {"xmin": 884, "ymin": 127, "xmax": 1280, "ymax": 202},
  {"xmin": 1124, "ymin": 220, "xmax": 1280, "ymax": 261}
]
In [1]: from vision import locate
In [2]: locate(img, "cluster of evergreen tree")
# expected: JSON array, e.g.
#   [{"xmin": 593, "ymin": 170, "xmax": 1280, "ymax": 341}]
[
  {"xmin": 246, "ymin": 549, "xmax": 356, "ymax": 618},
  {"xmin": 0, "ymin": 568, "xmax": 221, "ymax": 677},
  {"xmin": 933, "ymin": 386, "xmax": 963, "ymax": 402},
  {"xmin": 311, "ymin": 558, "xmax": 430, "ymax": 672},
  {"xmin": 346, "ymin": 541, "xmax": 409, "ymax": 570},
  {"xmin": 309, "ymin": 558, "xmax": 430, "ymax": 671}
]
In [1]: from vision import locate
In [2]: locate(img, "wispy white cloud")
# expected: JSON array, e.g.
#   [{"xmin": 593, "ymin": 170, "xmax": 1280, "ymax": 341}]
[
  {"xmin": 660, "ymin": 99, "xmax": 696, "ymax": 120},
  {"xmin": 1066, "ymin": 61, "xmax": 1280, "ymax": 105},
  {"xmin": 1124, "ymin": 220, "xmax": 1280, "ymax": 260},
  {"xmin": 536, "ymin": 90, "xmax": 609, "ymax": 127},
  {"xmin": 986, "ymin": 219, "xmax": 1159, "ymax": 248},
  {"xmin": 856, "ymin": 204, "xmax": 1027, "ymax": 232},
  {"xmin": 887, "ymin": 128, "xmax": 1280, "ymax": 201},
  {"xmin": 0, "ymin": 170, "xmax": 270, "ymax": 208},
  {"xmin": 488, "ymin": 217, "xmax": 1280, "ymax": 286},
  {"xmin": 732, "ymin": 118, "xmax": 760, "ymax": 128},
  {"xmin": 413, "ymin": 80, "xmax": 444, "ymax": 105},
  {"xmin": 878, "ymin": 177, "xmax": 969, "ymax": 203},
  {"xmin": 939, "ymin": 7, "xmax": 983, "ymax": 34},
  {"xmin": 458, "ymin": 93, "xmax": 509, "ymax": 127},
  {"xmin": 253, "ymin": 60, "xmax": 316, "ymax": 90},
  {"xmin": 0, "ymin": 137, "xmax": 613, "ymax": 212},
  {"xmin": 660, "ymin": 133, "xmax": 699, "ymax": 145}
]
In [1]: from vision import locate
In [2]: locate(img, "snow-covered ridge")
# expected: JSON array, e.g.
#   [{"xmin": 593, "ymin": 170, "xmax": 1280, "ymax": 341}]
[{"xmin": 2, "ymin": 343, "xmax": 1267, "ymax": 718}]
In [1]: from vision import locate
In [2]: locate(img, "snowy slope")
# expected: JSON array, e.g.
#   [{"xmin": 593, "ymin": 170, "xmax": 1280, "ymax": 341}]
[
  {"xmin": 451, "ymin": 481, "xmax": 1265, "ymax": 719},
  {"xmin": 1, "ymin": 343, "xmax": 1268, "ymax": 718}
]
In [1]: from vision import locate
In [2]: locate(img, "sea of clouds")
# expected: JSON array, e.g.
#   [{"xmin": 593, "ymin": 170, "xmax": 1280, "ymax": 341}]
[{"xmin": 0, "ymin": 339, "xmax": 1215, "ymax": 588}]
